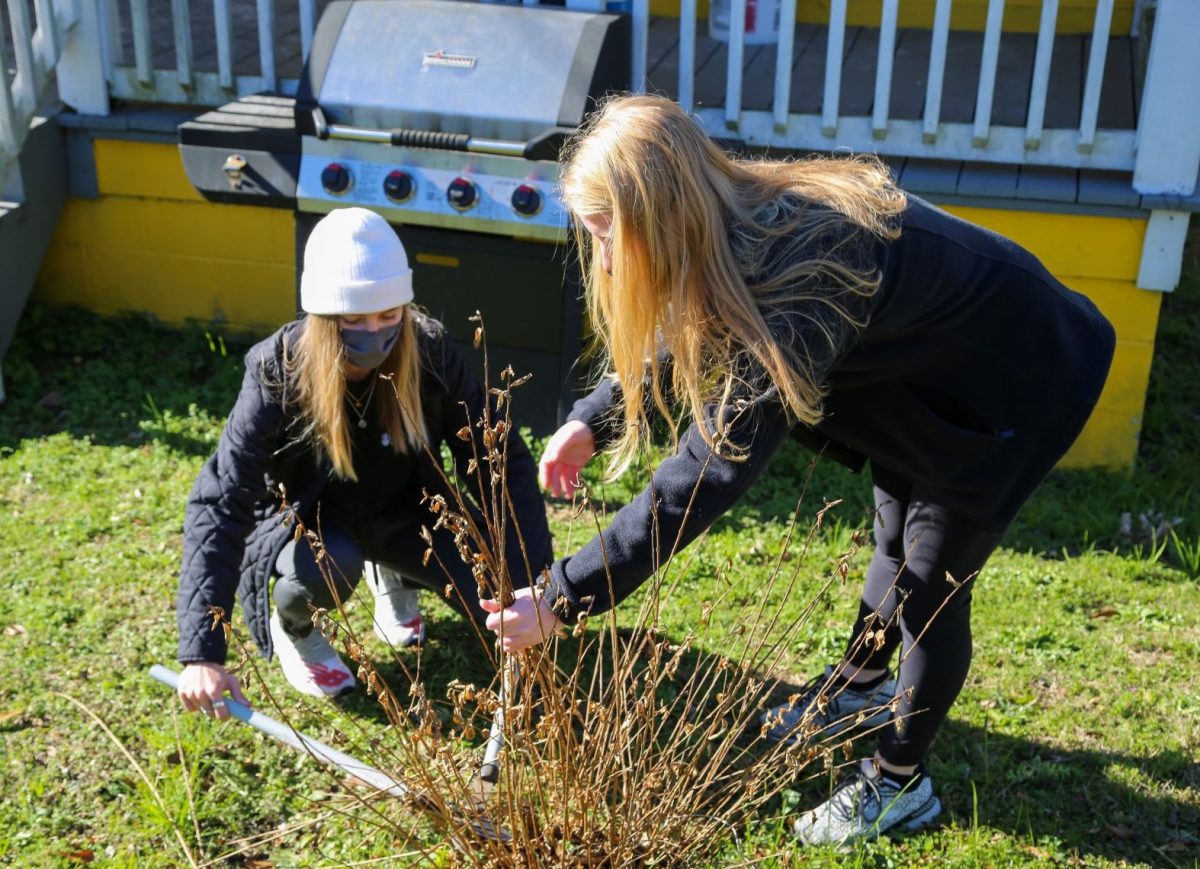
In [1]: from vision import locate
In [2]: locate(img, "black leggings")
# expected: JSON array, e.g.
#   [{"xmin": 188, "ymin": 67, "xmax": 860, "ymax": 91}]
[
  {"xmin": 844, "ymin": 462, "xmax": 1003, "ymax": 767},
  {"xmin": 272, "ymin": 499, "xmax": 535, "ymax": 641}
]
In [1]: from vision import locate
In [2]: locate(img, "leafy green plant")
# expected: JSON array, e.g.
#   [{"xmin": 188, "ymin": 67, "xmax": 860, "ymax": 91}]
[{"xmin": 1168, "ymin": 528, "xmax": 1200, "ymax": 580}]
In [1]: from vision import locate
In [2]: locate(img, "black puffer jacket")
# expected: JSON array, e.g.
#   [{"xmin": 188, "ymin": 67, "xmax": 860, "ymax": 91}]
[
  {"xmin": 546, "ymin": 195, "xmax": 1115, "ymax": 620},
  {"xmin": 177, "ymin": 314, "xmax": 552, "ymax": 664}
]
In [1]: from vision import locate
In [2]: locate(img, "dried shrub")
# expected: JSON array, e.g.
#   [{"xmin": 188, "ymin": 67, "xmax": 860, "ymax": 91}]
[{"xmin": 220, "ymin": 315, "xmax": 913, "ymax": 866}]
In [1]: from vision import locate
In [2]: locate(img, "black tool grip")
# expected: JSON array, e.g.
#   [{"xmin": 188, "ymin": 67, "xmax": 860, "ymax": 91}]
[{"xmin": 389, "ymin": 128, "xmax": 471, "ymax": 150}]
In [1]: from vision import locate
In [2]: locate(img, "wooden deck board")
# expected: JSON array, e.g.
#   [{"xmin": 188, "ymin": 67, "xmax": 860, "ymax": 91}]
[
  {"xmin": 990, "ymin": 32, "xmax": 1037, "ymax": 127},
  {"xmin": 1093, "ymin": 35, "xmax": 1136, "ymax": 130},
  {"xmin": 739, "ymin": 44, "xmax": 778, "ymax": 112},
  {"xmin": 644, "ymin": 16, "xmax": 681, "ymax": 90},
  {"xmin": 787, "ymin": 23, "xmax": 835, "ymax": 115},
  {"xmin": 888, "ymin": 29, "xmax": 932, "ymax": 121},
  {"xmin": 692, "ymin": 38, "xmax": 733, "ymax": 110},
  {"xmin": 840, "ymin": 26, "xmax": 879, "ymax": 118},
  {"xmin": 1044, "ymin": 33, "xmax": 1084, "ymax": 130},
  {"xmin": 938, "ymin": 30, "xmax": 983, "ymax": 125}
]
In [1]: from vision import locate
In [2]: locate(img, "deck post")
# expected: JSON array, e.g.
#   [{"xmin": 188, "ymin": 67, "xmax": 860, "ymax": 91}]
[
  {"xmin": 1133, "ymin": 0, "xmax": 1200, "ymax": 195},
  {"xmin": 55, "ymin": 0, "xmax": 109, "ymax": 116},
  {"xmin": 1137, "ymin": 210, "xmax": 1191, "ymax": 291}
]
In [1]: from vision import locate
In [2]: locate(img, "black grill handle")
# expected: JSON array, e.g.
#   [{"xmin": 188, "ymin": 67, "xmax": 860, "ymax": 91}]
[{"xmin": 389, "ymin": 128, "xmax": 471, "ymax": 150}]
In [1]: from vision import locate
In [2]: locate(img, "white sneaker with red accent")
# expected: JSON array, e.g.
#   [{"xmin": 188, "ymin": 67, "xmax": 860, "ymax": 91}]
[
  {"xmin": 365, "ymin": 564, "xmax": 426, "ymax": 648},
  {"xmin": 269, "ymin": 610, "xmax": 356, "ymax": 698}
]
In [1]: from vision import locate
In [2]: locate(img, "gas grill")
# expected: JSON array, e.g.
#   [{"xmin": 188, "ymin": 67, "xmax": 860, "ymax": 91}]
[{"xmin": 178, "ymin": 0, "xmax": 630, "ymax": 431}]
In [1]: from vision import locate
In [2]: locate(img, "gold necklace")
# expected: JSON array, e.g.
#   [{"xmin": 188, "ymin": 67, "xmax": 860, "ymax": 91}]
[{"xmin": 345, "ymin": 375, "xmax": 378, "ymax": 429}]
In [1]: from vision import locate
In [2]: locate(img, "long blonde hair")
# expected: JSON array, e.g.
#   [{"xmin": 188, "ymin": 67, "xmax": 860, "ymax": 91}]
[
  {"xmin": 560, "ymin": 94, "xmax": 906, "ymax": 477},
  {"xmin": 287, "ymin": 310, "xmax": 428, "ymax": 481}
]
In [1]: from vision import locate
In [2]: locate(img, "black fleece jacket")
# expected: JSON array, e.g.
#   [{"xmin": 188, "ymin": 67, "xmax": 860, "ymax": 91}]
[
  {"xmin": 176, "ymin": 314, "xmax": 552, "ymax": 664},
  {"xmin": 544, "ymin": 195, "xmax": 1115, "ymax": 621}
]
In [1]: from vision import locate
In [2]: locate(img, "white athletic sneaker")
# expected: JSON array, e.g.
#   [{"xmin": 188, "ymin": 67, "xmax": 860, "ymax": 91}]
[
  {"xmin": 793, "ymin": 757, "xmax": 942, "ymax": 846},
  {"xmin": 269, "ymin": 610, "xmax": 356, "ymax": 698},
  {"xmin": 762, "ymin": 665, "xmax": 896, "ymax": 745},
  {"xmin": 364, "ymin": 563, "xmax": 425, "ymax": 648}
]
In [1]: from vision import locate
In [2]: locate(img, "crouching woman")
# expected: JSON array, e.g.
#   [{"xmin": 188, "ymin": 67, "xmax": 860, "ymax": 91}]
[{"xmin": 175, "ymin": 207, "xmax": 552, "ymax": 714}]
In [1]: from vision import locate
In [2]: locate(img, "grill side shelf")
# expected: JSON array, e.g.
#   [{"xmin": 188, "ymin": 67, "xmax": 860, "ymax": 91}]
[{"xmin": 178, "ymin": 96, "xmax": 300, "ymax": 209}]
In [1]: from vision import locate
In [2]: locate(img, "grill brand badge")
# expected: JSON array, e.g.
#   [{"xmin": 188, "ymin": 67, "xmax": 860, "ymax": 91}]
[{"xmin": 422, "ymin": 49, "xmax": 476, "ymax": 70}]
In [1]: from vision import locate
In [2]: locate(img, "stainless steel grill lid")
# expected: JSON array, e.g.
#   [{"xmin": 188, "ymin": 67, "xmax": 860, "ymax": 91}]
[{"xmin": 297, "ymin": 0, "xmax": 630, "ymax": 142}]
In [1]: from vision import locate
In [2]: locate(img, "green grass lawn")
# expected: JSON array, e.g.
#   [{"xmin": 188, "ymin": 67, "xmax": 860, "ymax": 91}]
[{"xmin": 2, "ymin": 236, "xmax": 1199, "ymax": 867}]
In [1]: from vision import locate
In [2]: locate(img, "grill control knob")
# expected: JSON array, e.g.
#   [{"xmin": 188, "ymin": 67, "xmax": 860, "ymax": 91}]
[
  {"xmin": 321, "ymin": 162, "xmax": 352, "ymax": 195},
  {"xmin": 511, "ymin": 184, "xmax": 542, "ymax": 217},
  {"xmin": 384, "ymin": 170, "xmax": 415, "ymax": 203},
  {"xmin": 447, "ymin": 177, "xmax": 478, "ymax": 211}
]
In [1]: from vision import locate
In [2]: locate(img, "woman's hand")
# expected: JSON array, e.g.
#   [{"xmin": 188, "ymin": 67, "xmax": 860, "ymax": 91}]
[
  {"xmin": 480, "ymin": 587, "xmax": 566, "ymax": 652},
  {"xmin": 177, "ymin": 661, "xmax": 250, "ymax": 722},
  {"xmin": 538, "ymin": 420, "xmax": 596, "ymax": 498}
]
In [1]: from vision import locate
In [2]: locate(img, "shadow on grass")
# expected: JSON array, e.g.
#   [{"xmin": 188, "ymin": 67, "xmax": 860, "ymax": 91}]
[
  {"xmin": 931, "ymin": 720, "xmax": 1197, "ymax": 864},
  {"xmin": 0, "ymin": 303, "xmax": 259, "ymax": 458},
  {"xmin": 308, "ymin": 615, "xmax": 1198, "ymax": 866}
]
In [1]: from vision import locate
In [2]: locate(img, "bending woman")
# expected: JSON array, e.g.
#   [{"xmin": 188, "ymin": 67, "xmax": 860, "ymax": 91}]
[
  {"xmin": 176, "ymin": 208, "xmax": 551, "ymax": 711},
  {"xmin": 482, "ymin": 95, "xmax": 1114, "ymax": 846}
]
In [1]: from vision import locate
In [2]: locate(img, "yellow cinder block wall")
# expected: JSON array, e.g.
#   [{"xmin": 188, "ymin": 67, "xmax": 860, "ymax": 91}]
[
  {"xmin": 652, "ymin": 0, "xmax": 1135, "ymax": 34},
  {"xmin": 34, "ymin": 138, "xmax": 296, "ymax": 334},
  {"xmin": 34, "ymin": 138, "xmax": 1161, "ymax": 469}
]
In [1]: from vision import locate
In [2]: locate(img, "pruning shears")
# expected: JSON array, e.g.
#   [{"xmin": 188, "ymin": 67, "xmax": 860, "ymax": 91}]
[{"xmin": 148, "ymin": 665, "xmax": 510, "ymax": 842}]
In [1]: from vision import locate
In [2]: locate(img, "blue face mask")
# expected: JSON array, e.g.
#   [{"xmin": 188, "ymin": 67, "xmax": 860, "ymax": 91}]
[{"xmin": 341, "ymin": 321, "xmax": 402, "ymax": 369}]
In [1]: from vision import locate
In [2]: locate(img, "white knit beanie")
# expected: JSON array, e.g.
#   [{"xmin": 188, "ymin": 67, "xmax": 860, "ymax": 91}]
[{"xmin": 300, "ymin": 208, "xmax": 414, "ymax": 315}]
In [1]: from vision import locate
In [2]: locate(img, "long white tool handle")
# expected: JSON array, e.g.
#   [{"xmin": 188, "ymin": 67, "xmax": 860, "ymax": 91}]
[
  {"xmin": 479, "ymin": 659, "xmax": 517, "ymax": 784},
  {"xmin": 148, "ymin": 664, "xmax": 409, "ymax": 797}
]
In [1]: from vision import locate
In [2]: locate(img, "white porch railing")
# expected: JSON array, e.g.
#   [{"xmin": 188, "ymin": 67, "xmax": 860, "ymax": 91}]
[
  {"xmin": 645, "ymin": 0, "xmax": 1197, "ymax": 195},
  {"xmin": 13, "ymin": 0, "xmax": 1196, "ymax": 203},
  {"xmin": 90, "ymin": 0, "xmax": 321, "ymax": 105},
  {"xmin": 0, "ymin": 0, "xmax": 79, "ymax": 194}
]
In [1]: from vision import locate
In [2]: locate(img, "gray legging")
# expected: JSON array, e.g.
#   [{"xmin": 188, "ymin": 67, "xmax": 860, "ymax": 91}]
[
  {"xmin": 844, "ymin": 462, "xmax": 1004, "ymax": 767},
  {"xmin": 273, "ymin": 501, "xmax": 534, "ymax": 640}
]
